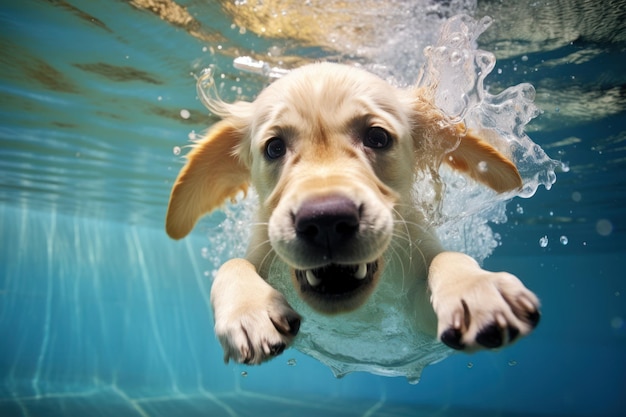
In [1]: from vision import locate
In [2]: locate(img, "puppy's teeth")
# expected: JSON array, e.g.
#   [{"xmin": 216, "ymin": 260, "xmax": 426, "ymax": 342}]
[
  {"xmin": 306, "ymin": 270, "xmax": 321, "ymax": 286},
  {"xmin": 354, "ymin": 263, "xmax": 367, "ymax": 279}
]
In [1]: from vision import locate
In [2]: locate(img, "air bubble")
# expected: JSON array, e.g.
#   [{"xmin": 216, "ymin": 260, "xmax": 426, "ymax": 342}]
[
  {"xmin": 467, "ymin": 362, "xmax": 473, "ymax": 369},
  {"xmin": 240, "ymin": 371, "xmax": 248, "ymax": 377},
  {"xmin": 559, "ymin": 236, "xmax": 568, "ymax": 245},
  {"xmin": 172, "ymin": 146, "xmax": 181, "ymax": 156},
  {"xmin": 539, "ymin": 235, "xmax": 548, "ymax": 247},
  {"xmin": 596, "ymin": 219, "xmax": 613, "ymax": 236},
  {"xmin": 180, "ymin": 109, "xmax": 190, "ymax": 119},
  {"xmin": 287, "ymin": 358, "xmax": 297, "ymax": 366},
  {"xmin": 508, "ymin": 360, "xmax": 518, "ymax": 367},
  {"xmin": 611, "ymin": 317, "xmax": 624, "ymax": 329}
]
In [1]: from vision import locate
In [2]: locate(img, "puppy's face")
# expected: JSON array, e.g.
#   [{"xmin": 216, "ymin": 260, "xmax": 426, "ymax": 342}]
[
  {"xmin": 165, "ymin": 63, "xmax": 523, "ymax": 315},
  {"xmin": 246, "ymin": 65, "xmax": 415, "ymax": 313}
]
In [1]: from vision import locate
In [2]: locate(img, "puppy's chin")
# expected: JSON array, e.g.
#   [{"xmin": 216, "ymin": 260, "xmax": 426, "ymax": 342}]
[{"xmin": 291, "ymin": 260, "xmax": 382, "ymax": 315}]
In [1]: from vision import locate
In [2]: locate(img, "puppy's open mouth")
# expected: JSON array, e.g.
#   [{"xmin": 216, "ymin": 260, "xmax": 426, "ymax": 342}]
[{"xmin": 293, "ymin": 261, "xmax": 379, "ymax": 313}]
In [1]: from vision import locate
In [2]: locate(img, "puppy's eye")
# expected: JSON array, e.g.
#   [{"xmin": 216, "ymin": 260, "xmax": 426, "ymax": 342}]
[
  {"xmin": 363, "ymin": 127, "xmax": 391, "ymax": 149},
  {"xmin": 265, "ymin": 137, "xmax": 286, "ymax": 160}
]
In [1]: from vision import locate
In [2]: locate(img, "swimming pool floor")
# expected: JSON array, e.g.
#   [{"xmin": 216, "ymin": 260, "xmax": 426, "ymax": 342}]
[{"xmin": 0, "ymin": 388, "xmax": 561, "ymax": 417}]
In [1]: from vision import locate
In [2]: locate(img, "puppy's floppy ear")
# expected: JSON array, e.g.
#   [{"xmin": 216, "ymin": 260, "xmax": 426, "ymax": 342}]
[
  {"xmin": 166, "ymin": 120, "xmax": 250, "ymax": 239},
  {"xmin": 412, "ymin": 91, "xmax": 522, "ymax": 193},
  {"xmin": 441, "ymin": 125, "xmax": 522, "ymax": 193}
]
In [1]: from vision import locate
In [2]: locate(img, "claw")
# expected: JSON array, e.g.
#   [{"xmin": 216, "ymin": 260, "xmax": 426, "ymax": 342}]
[
  {"xmin": 476, "ymin": 323, "xmax": 503, "ymax": 348},
  {"xmin": 287, "ymin": 314, "xmax": 301, "ymax": 336},
  {"xmin": 268, "ymin": 342, "xmax": 286, "ymax": 356},
  {"xmin": 270, "ymin": 312, "xmax": 301, "ymax": 336},
  {"xmin": 526, "ymin": 309, "xmax": 541, "ymax": 327},
  {"xmin": 441, "ymin": 327, "xmax": 465, "ymax": 350},
  {"xmin": 508, "ymin": 325, "xmax": 520, "ymax": 342}
]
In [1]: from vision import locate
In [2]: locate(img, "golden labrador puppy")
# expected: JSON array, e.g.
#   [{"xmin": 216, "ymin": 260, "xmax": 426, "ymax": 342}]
[{"xmin": 166, "ymin": 63, "xmax": 540, "ymax": 365}]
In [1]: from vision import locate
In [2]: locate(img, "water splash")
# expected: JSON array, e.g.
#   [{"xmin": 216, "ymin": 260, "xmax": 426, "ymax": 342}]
[
  {"xmin": 420, "ymin": 15, "xmax": 496, "ymax": 122},
  {"xmin": 198, "ymin": 15, "xmax": 562, "ymax": 381},
  {"xmin": 233, "ymin": 56, "xmax": 290, "ymax": 79},
  {"xmin": 415, "ymin": 15, "xmax": 564, "ymax": 261}
]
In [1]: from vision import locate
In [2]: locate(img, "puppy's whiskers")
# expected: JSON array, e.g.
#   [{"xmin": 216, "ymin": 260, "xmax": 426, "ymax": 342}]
[
  {"xmin": 246, "ymin": 237, "xmax": 275, "ymax": 271},
  {"xmin": 264, "ymin": 251, "xmax": 281, "ymax": 278},
  {"xmin": 386, "ymin": 241, "xmax": 409, "ymax": 293}
]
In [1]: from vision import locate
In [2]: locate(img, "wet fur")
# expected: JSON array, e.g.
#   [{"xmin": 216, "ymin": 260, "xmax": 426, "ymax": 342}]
[{"xmin": 166, "ymin": 63, "xmax": 540, "ymax": 364}]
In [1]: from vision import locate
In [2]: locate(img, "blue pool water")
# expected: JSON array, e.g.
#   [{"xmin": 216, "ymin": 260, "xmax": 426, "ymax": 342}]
[{"xmin": 1, "ymin": 1, "xmax": 625, "ymax": 416}]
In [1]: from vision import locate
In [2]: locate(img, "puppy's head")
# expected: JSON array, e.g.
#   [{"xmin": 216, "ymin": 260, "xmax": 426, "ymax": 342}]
[{"xmin": 166, "ymin": 63, "xmax": 522, "ymax": 314}]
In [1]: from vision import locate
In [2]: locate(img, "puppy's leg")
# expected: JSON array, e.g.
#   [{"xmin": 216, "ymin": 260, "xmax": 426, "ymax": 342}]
[
  {"xmin": 211, "ymin": 258, "xmax": 301, "ymax": 364},
  {"xmin": 428, "ymin": 252, "xmax": 540, "ymax": 350}
]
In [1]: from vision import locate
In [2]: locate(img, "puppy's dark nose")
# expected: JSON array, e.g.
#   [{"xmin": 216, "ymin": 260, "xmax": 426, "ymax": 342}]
[{"xmin": 295, "ymin": 195, "xmax": 360, "ymax": 250}]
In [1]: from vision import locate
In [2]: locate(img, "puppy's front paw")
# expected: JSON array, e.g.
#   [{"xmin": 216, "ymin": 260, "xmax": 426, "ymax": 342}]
[
  {"xmin": 214, "ymin": 290, "xmax": 301, "ymax": 364},
  {"xmin": 430, "ymin": 254, "xmax": 539, "ymax": 351}
]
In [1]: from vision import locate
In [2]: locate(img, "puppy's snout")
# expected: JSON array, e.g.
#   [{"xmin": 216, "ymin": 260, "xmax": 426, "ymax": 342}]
[{"xmin": 295, "ymin": 195, "xmax": 360, "ymax": 250}]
